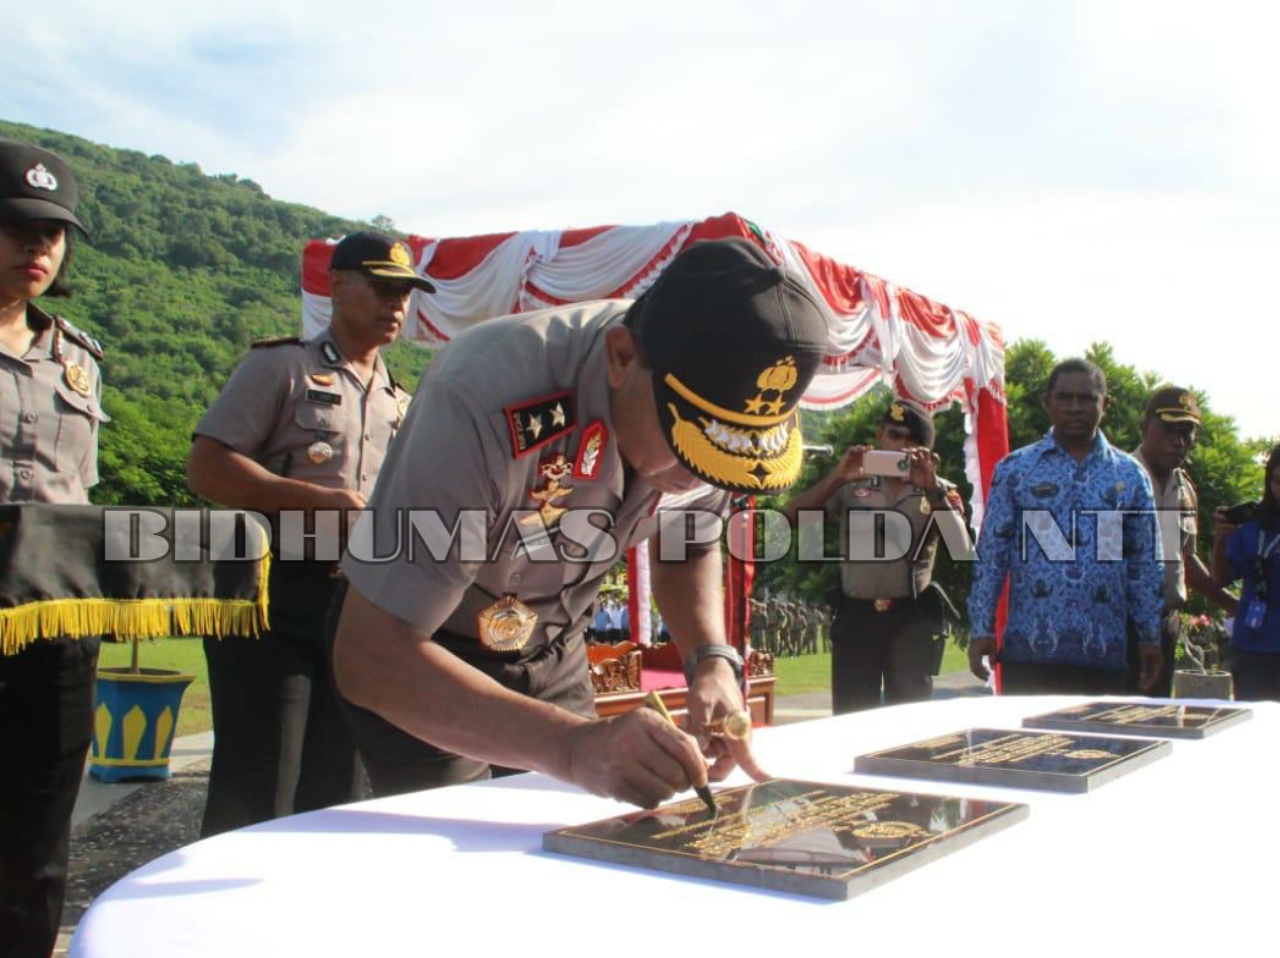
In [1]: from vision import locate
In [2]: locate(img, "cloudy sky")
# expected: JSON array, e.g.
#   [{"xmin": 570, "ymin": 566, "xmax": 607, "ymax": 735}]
[{"xmin": 9, "ymin": 0, "xmax": 1277, "ymax": 438}]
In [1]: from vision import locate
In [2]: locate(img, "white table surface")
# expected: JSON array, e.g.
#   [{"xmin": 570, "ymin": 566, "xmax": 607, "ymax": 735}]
[{"xmin": 71, "ymin": 695, "xmax": 1277, "ymax": 957}]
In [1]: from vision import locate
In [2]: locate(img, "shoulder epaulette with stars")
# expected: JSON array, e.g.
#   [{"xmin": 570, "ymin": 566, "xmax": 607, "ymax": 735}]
[
  {"xmin": 251, "ymin": 336, "xmax": 304, "ymax": 349},
  {"xmin": 504, "ymin": 390, "xmax": 576, "ymax": 458},
  {"xmin": 52, "ymin": 315, "xmax": 104, "ymax": 360}
]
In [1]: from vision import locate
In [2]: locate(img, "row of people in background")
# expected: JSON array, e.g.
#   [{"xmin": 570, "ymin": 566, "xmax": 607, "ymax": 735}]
[{"xmin": 748, "ymin": 598, "xmax": 831, "ymax": 657}]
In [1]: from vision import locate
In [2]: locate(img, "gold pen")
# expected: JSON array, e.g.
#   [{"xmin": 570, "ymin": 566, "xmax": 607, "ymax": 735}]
[{"xmin": 644, "ymin": 691, "xmax": 717, "ymax": 819}]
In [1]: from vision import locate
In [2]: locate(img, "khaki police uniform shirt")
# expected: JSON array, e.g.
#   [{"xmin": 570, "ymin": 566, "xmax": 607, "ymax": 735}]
[
  {"xmin": 0, "ymin": 305, "xmax": 108, "ymax": 504},
  {"xmin": 826, "ymin": 475, "xmax": 958, "ymax": 600},
  {"xmin": 341, "ymin": 300, "xmax": 731, "ymax": 656},
  {"xmin": 1133, "ymin": 447, "xmax": 1198, "ymax": 609},
  {"xmin": 194, "ymin": 327, "xmax": 409, "ymax": 500}
]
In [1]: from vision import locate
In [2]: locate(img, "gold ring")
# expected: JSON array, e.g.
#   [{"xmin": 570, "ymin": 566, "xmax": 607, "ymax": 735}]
[{"xmin": 706, "ymin": 709, "xmax": 752, "ymax": 741}]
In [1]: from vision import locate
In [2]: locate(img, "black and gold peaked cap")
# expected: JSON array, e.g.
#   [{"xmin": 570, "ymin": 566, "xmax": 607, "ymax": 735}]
[{"xmin": 631, "ymin": 238, "xmax": 829, "ymax": 494}]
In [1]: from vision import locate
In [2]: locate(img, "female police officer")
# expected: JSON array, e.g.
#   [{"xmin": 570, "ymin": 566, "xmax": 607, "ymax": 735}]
[{"xmin": 0, "ymin": 137, "xmax": 108, "ymax": 957}]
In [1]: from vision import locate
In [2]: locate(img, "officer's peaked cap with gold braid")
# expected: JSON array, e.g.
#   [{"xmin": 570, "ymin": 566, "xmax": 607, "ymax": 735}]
[{"xmin": 630, "ymin": 238, "xmax": 829, "ymax": 494}]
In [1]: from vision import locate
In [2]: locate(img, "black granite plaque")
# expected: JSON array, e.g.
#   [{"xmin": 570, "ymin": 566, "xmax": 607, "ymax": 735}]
[
  {"xmin": 855, "ymin": 728, "xmax": 1170, "ymax": 793},
  {"xmin": 1022, "ymin": 702, "xmax": 1252, "ymax": 740},
  {"xmin": 543, "ymin": 779, "xmax": 1027, "ymax": 901}
]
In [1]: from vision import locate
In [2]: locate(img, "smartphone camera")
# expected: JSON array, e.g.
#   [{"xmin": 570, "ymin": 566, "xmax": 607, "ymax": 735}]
[{"xmin": 862, "ymin": 449, "xmax": 910, "ymax": 477}]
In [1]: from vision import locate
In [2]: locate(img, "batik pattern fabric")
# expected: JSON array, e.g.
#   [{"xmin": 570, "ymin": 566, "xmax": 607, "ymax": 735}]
[{"xmin": 968, "ymin": 431, "xmax": 1164, "ymax": 670}]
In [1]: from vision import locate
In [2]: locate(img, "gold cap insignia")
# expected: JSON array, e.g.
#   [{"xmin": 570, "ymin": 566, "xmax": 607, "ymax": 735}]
[
  {"xmin": 1179, "ymin": 392, "xmax": 1194, "ymax": 408},
  {"xmin": 744, "ymin": 356, "xmax": 798, "ymax": 416},
  {"xmin": 64, "ymin": 361, "xmax": 92, "ymax": 396},
  {"xmin": 390, "ymin": 242, "xmax": 412, "ymax": 268},
  {"xmin": 889, "ymin": 403, "xmax": 906, "ymax": 422},
  {"xmin": 477, "ymin": 594, "xmax": 537, "ymax": 652}
]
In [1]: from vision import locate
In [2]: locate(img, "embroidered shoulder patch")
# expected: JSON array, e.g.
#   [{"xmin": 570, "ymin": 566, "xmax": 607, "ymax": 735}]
[
  {"xmin": 504, "ymin": 390, "xmax": 575, "ymax": 458},
  {"xmin": 573, "ymin": 420, "xmax": 608, "ymax": 479}
]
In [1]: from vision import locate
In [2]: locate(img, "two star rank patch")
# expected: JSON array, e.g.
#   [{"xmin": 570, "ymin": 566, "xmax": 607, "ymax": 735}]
[{"xmin": 505, "ymin": 391, "xmax": 575, "ymax": 458}]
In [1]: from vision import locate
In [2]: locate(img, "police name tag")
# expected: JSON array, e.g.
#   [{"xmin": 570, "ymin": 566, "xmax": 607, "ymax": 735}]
[{"xmin": 306, "ymin": 390, "xmax": 342, "ymax": 406}]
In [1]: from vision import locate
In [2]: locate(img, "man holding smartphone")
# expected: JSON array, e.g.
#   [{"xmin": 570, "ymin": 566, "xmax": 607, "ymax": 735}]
[{"xmin": 783, "ymin": 400, "xmax": 964, "ymax": 712}]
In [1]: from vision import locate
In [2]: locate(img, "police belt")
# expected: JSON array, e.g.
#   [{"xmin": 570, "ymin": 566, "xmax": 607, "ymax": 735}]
[{"xmin": 840, "ymin": 594, "xmax": 918, "ymax": 614}]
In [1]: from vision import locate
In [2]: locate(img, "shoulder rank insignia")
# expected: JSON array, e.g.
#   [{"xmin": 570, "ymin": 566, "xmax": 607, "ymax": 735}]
[
  {"xmin": 251, "ymin": 336, "xmax": 303, "ymax": 349},
  {"xmin": 52, "ymin": 315, "xmax": 104, "ymax": 360},
  {"xmin": 504, "ymin": 390, "xmax": 575, "ymax": 458},
  {"xmin": 321, "ymin": 341, "xmax": 342, "ymax": 366},
  {"xmin": 572, "ymin": 420, "xmax": 607, "ymax": 480}
]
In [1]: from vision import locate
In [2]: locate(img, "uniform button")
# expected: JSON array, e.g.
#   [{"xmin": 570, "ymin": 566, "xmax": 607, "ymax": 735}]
[
  {"xmin": 510, "ymin": 573, "xmax": 523, "ymax": 584},
  {"xmin": 364, "ymin": 433, "xmax": 372, "ymax": 441},
  {"xmin": 22, "ymin": 412, "xmax": 36, "ymax": 423},
  {"xmin": 318, "ymin": 418, "xmax": 329, "ymax": 428},
  {"xmin": 360, "ymin": 474, "xmax": 368, "ymax": 483},
  {"xmin": 19, "ymin": 468, "xmax": 32, "ymax": 480}
]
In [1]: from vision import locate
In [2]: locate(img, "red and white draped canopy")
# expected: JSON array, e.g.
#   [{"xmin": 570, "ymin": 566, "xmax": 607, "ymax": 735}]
[{"xmin": 301, "ymin": 211, "xmax": 1008, "ymax": 522}]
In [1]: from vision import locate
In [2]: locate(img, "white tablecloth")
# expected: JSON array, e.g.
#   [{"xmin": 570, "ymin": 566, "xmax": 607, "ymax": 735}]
[{"xmin": 71, "ymin": 695, "xmax": 1277, "ymax": 957}]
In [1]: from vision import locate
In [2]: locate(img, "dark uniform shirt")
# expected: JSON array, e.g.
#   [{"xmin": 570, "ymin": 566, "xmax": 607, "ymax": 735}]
[
  {"xmin": 193, "ymin": 327, "xmax": 409, "ymax": 500},
  {"xmin": 0, "ymin": 305, "xmax": 107, "ymax": 504},
  {"xmin": 342, "ymin": 301, "xmax": 730, "ymax": 656}
]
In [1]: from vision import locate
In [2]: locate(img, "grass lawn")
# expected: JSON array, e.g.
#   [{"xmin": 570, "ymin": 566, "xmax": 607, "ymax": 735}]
[
  {"xmin": 97, "ymin": 636, "xmax": 211, "ymax": 738},
  {"xmin": 93, "ymin": 634, "xmax": 972, "ymax": 737},
  {"xmin": 773, "ymin": 637, "xmax": 969, "ymax": 696}
]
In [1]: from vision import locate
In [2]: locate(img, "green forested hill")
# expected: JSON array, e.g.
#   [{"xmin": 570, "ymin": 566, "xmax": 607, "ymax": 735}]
[{"xmin": 1, "ymin": 119, "xmax": 430, "ymax": 505}]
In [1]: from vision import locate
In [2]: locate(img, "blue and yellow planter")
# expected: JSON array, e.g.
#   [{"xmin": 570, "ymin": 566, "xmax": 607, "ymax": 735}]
[{"xmin": 90, "ymin": 667, "xmax": 195, "ymax": 782}]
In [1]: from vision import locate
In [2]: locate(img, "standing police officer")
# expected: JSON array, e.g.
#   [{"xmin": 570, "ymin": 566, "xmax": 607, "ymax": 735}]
[
  {"xmin": 186, "ymin": 232, "xmax": 420, "ymax": 836},
  {"xmin": 784, "ymin": 401, "xmax": 964, "ymax": 712},
  {"xmin": 0, "ymin": 138, "xmax": 106, "ymax": 957},
  {"xmin": 331, "ymin": 238, "xmax": 829, "ymax": 807},
  {"xmin": 1132, "ymin": 386, "xmax": 1238, "ymax": 695}
]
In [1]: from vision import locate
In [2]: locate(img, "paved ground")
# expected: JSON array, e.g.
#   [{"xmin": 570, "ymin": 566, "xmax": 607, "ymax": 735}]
[{"xmin": 53, "ymin": 671, "xmax": 986, "ymax": 954}]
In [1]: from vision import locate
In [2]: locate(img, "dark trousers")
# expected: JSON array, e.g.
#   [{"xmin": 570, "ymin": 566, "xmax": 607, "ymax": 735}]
[
  {"xmin": 0, "ymin": 636, "xmax": 99, "ymax": 958},
  {"xmin": 201, "ymin": 565, "xmax": 364, "ymax": 838},
  {"xmin": 326, "ymin": 582, "xmax": 596, "ymax": 797},
  {"xmin": 830, "ymin": 595, "xmax": 941, "ymax": 714},
  {"xmin": 1001, "ymin": 661, "xmax": 1128, "ymax": 695},
  {"xmin": 1230, "ymin": 649, "xmax": 1280, "ymax": 702}
]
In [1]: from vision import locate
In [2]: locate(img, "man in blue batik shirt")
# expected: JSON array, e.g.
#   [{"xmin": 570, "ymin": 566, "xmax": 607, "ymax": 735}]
[{"xmin": 968, "ymin": 359, "xmax": 1165, "ymax": 695}]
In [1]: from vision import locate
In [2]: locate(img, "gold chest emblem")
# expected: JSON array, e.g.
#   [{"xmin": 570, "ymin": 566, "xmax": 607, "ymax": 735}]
[
  {"xmin": 477, "ymin": 594, "xmax": 538, "ymax": 652},
  {"xmin": 64, "ymin": 362, "xmax": 92, "ymax": 396}
]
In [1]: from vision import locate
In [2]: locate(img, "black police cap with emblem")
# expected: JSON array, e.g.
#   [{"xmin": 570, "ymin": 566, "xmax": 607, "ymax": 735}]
[
  {"xmin": 630, "ymin": 237, "xmax": 829, "ymax": 494},
  {"xmin": 330, "ymin": 231, "xmax": 436, "ymax": 293},
  {"xmin": 883, "ymin": 399, "xmax": 936, "ymax": 449},
  {"xmin": 1145, "ymin": 385, "xmax": 1201, "ymax": 425},
  {"xmin": 0, "ymin": 138, "xmax": 86, "ymax": 234}
]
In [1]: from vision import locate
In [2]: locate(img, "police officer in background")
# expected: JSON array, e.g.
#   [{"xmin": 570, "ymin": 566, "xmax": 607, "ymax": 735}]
[
  {"xmin": 1131, "ymin": 386, "xmax": 1238, "ymax": 695},
  {"xmin": 784, "ymin": 401, "xmax": 964, "ymax": 712},
  {"xmin": 186, "ymin": 232, "xmax": 420, "ymax": 836},
  {"xmin": 0, "ymin": 139, "xmax": 107, "ymax": 957},
  {"xmin": 330, "ymin": 238, "xmax": 829, "ymax": 807}
]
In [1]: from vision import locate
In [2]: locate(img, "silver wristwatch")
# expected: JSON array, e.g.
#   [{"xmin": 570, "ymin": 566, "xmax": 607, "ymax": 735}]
[{"xmin": 684, "ymin": 644, "xmax": 746, "ymax": 688}]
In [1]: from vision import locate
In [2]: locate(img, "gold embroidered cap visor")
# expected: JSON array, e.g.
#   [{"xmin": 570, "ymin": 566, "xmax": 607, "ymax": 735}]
[
  {"xmin": 655, "ymin": 360, "xmax": 816, "ymax": 493},
  {"xmin": 632, "ymin": 237, "xmax": 830, "ymax": 495}
]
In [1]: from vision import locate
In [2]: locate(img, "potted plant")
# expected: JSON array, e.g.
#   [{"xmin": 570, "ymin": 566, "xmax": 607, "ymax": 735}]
[
  {"xmin": 89, "ymin": 635, "xmax": 195, "ymax": 783},
  {"xmin": 1170, "ymin": 613, "xmax": 1233, "ymax": 700}
]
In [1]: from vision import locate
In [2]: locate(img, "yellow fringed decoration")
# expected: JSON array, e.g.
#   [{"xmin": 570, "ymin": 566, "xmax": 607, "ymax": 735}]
[{"xmin": 0, "ymin": 544, "xmax": 273, "ymax": 655}]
